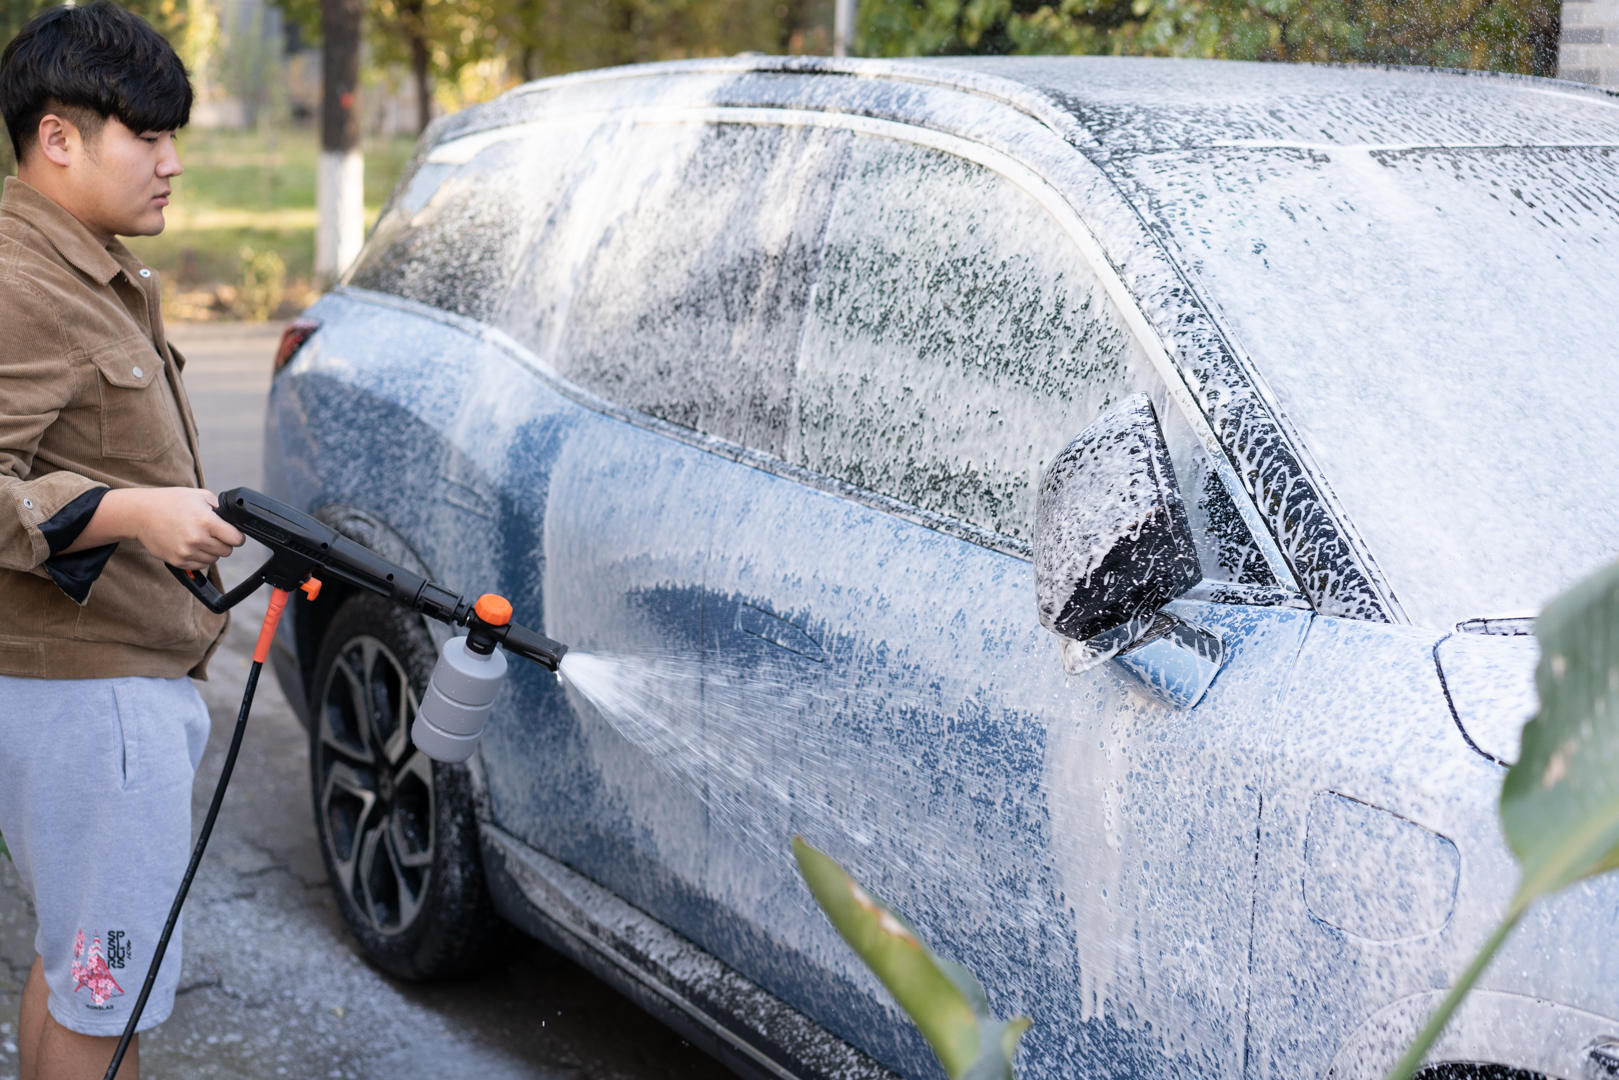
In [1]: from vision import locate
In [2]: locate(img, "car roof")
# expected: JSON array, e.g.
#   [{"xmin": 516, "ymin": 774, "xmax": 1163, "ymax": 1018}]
[
  {"xmin": 486, "ymin": 54, "xmax": 1619, "ymax": 158},
  {"xmin": 908, "ymin": 55, "xmax": 1619, "ymax": 151}
]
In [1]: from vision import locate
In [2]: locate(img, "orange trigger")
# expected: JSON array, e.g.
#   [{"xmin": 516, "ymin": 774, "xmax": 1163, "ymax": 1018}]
[{"xmin": 300, "ymin": 577, "xmax": 323, "ymax": 601}]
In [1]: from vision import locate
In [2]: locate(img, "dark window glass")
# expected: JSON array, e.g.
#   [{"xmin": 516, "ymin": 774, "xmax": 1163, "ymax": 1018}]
[
  {"xmin": 792, "ymin": 137, "xmax": 1148, "ymax": 544},
  {"xmin": 552, "ymin": 121, "xmax": 846, "ymax": 457},
  {"xmin": 347, "ymin": 126, "xmax": 594, "ymax": 322},
  {"xmin": 792, "ymin": 134, "xmax": 1277, "ymax": 585}
]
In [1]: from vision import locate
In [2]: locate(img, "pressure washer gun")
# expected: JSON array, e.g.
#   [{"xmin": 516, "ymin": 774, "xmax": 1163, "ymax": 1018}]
[
  {"xmin": 107, "ymin": 487, "xmax": 569, "ymax": 1080},
  {"xmin": 168, "ymin": 486, "xmax": 568, "ymax": 761}
]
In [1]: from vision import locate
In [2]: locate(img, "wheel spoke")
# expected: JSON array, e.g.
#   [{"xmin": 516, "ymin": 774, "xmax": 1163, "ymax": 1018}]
[
  {"xmin": 319, "ymin": 761, "xmax": 377, "ymax": 898},
  {"xmin": 315, "ymin": 626, "xmax": 441, "ymax": 940},
  {"xmin": 384, "ymin": 826, "xmax": 426, "ymax": 930},
  {"xmin": 319, "ymin": 649, "xmax": 376, "ymax": 765},
  {"xmin": 388, "ymin": 673, "xmax": 419, "ymax": 768},
  {"xmin": 365, "ymin": 649, "xmax": 414, "ymax": 768},
  {"xmin": 356, "ymin": 826, "xmax": 393, "ymax": 930},
  {"xmin": 390, "ymin": 752, "xmax": 435, "ymax": 869},
  {"xmin": 357, "ymin": 817, "xmax": 425, "ymax": 934}
]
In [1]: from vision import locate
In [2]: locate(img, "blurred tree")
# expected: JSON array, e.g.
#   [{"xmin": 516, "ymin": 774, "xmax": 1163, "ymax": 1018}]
[
  {"xmin": 278, "ymin": 0, "xmax": 503, "ymax": 131},
  {"xmin": 488, "ymin": 0, "xmax": 817, "ymax": 74},
  {"xmin": 367, "ymin": 0, "xmax": 502, "ymax": 132},
  {"xmin": 277, "ymin": 0, "xmax": 835, "ymax": 117},
  {"xmin": 859, "ymin": 0, "xmax": 1562, "ymax": 77}
]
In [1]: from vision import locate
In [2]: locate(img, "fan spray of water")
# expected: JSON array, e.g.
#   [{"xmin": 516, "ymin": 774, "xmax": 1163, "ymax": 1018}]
[{"xmin": 549, "ymin": 648, "xmax": 961, "ymax": 858}]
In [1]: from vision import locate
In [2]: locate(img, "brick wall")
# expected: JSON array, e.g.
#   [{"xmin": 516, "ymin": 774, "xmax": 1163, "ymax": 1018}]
[{"xmin": 1561, "ymin": 0, "xmax": 1619, "ymax": 88}]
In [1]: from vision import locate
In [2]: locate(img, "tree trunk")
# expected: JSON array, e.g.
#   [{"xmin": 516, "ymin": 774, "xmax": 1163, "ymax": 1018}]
[
  {"xmin": 1530, "ymin": 0, "xmax": 1561, "ymax": 78},
  {"xmin": 318, "ymin": 0, "xmax": 364, "ymax": 286},
  {"xmin": 400, "ymin": 0, "xmax": 432, "ymax": 135}
]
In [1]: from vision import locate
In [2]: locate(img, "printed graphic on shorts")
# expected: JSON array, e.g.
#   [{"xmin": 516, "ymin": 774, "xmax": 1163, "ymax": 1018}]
[
  {"xmin": 106, "ymin": 929, "xmax": 131, "ymax": 970},
  {"xmin": 71, "ymin": 929, "xmax": 125, "ymax": 1008}
]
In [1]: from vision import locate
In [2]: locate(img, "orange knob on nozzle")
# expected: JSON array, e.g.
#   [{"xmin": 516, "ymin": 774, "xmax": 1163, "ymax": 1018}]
[{"xmin": 474, "ymin": 593, "xmax": 512, "ymax": 627}]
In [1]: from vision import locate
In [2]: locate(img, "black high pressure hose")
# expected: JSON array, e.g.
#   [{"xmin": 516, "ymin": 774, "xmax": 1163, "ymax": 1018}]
[{"xmin": 103, "ymin": 588, "xmax": 293, "ymax": 1080}]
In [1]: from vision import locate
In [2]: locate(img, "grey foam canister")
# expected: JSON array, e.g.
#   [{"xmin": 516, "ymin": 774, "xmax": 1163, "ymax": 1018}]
[{"xmin": 413, "ymin": 635, "xmax": 508, "ymax": 762}]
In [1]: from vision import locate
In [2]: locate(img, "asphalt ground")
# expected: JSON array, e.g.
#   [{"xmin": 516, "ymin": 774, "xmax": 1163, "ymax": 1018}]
[{"xmin": 0, "ymin": 322, "xmax": 733, "ymax": 1080}]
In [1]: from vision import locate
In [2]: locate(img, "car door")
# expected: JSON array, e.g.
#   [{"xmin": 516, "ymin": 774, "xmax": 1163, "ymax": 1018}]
[
  {"xmin": 480, "ymin": 115, "xmax": 852, "ymax": 949},
  {"xmin": 696, "ymin": 126, "xmax": 1315, "ymax": 1079},
  {"xmin": 441, "ymin": 116, "xmax": 721, "ymax": 927}
]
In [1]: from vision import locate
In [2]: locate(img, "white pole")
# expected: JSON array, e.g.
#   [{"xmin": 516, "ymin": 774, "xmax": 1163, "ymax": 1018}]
[
  {"xmin": 833, "ymin": 0, "xmax": 856, "ymax": 58},
  {"xmin": 316, "ymin": 148, "xmax": 364, "ymax": 282}
]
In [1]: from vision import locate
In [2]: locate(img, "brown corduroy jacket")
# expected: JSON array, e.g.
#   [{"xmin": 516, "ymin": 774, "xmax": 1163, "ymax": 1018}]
[{"xmin": 0, "ymin": 177, "xmax": 226, "ymax": 679}]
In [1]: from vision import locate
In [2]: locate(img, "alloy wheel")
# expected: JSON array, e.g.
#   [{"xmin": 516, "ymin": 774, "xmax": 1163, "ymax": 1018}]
[{"xmin": 315, "ymin": 634, "xmax": 437, "ymax": 937}]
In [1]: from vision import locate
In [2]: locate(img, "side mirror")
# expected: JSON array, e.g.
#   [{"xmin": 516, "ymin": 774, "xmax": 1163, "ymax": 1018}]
[{"xmin": 1034, "ymin": 394, "xmax": 1201, "ymax": 672}]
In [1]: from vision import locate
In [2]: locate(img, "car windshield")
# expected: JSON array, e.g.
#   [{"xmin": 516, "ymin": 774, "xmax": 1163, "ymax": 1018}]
[{"xmin": 1120, "ymin": 142, "xmax": 1619, "ymax": 627}]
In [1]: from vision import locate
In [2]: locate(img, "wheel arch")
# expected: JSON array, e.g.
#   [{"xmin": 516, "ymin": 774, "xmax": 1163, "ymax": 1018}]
[
  {"xmin": 1325, "ymin": 989, "xmax": 1619, "ymax": 1080},
  {"xmin": 275, "ymin": 501, "xmax": 492, "ymax": 823}
]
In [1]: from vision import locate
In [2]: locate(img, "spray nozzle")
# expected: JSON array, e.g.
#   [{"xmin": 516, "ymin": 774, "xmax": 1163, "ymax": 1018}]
[{"xmin": 413, "ymin": 591, "xmax": 570, "ymax": 762}]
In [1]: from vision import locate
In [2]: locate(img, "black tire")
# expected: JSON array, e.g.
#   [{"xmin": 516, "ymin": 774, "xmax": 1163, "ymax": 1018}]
[{"xmin": 308, "ymin": 592, "xmax": 506, "ymax": 980}]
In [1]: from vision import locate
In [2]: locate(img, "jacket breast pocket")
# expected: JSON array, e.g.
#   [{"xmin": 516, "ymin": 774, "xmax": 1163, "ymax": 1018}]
[{"xmin": 89, "ymin": 343, "xmax": 180, "ymax": 462}]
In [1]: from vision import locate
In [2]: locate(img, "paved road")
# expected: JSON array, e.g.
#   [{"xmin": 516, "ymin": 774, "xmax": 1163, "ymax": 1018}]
[{"xmin": 0, "ymin": 323, "xmax": 733, "ymax": 1080}]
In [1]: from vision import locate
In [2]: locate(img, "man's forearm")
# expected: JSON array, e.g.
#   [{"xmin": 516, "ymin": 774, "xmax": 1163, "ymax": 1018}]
[
  {"xmin": 60, "ymin": 487, "xmax": 144, "ymax": 553},
  {"xmin": 60, "ymin": 487, "xmax": 244, "ymax": 570}
]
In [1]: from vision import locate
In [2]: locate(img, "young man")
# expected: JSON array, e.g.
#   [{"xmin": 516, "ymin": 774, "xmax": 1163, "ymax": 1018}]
[{"xmin": 0, "ymin": 4, "xmax": 245, "ymax": 1077}]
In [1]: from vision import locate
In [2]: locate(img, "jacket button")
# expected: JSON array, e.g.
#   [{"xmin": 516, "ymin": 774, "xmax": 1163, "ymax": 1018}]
[
  {"xmin": 132, "ymin": 366, "xmax": 144, "ymax": 379},
  {"xmin": 138, "ymin": 268, "xmax": 152, "ymax": 278},
  {"xmin": 21, "ymin": 498, "xmax": 33, "ymax": 509}
]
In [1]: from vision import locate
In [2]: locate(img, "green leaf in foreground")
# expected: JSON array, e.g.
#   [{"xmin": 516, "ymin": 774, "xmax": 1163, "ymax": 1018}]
[
  {"xmin": 1389, "ymin": 560, "xmax": 1619, "ymax": 1079},
  {"xmin": 792, "ymin": 836, "xmax": 1030, "ymax": 1080},
  {"xmin": 0, "ymin": 831, "xmax": 7, "ymax": 862}
]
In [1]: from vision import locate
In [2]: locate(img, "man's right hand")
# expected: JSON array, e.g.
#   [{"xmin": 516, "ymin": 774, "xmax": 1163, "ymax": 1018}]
[{"xmin": 64, "ymin": 487, "xmax": 247, "ymax": 570}]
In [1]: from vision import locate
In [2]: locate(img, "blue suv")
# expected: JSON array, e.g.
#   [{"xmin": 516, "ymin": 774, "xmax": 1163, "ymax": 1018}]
[{"xmin": 264, "ymin": 55, "xmax": 1619, "ymax": 1080}]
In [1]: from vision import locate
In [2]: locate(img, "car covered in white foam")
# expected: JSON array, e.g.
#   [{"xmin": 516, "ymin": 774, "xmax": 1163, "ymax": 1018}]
[{"xmin": 263, "ymin": 55, "xmax": 1619, "ymax": 1079}]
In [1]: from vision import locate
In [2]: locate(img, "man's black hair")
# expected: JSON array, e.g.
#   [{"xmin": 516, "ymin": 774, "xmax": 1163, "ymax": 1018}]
[{"xmin": 0, "ymin": 2, "xmax": 192, "ymax": 163}]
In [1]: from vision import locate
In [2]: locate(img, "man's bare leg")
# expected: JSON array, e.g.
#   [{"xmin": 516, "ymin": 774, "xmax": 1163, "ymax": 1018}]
[
  {"xmin": 18, "ymin": 955, "xmax": 137, "ymax": 1080},
  {"xmin": 19, "ymin": 955, "xmax": 46, "ymax": 1080}
]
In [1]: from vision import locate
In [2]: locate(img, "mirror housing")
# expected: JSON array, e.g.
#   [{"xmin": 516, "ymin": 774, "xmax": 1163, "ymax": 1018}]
[{"xmin": 1034, "ymin": 394, "xmax": 1201, "ymax": 671}]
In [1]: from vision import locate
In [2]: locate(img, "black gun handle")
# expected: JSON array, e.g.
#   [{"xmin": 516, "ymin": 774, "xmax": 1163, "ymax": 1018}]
[
  {"xmin": 167, "ymin": 564, "xmax": 229, "ymax": 611},
  {"xmin": 166, "ymin": 561, "xmax": 277, "ymax": 614}
]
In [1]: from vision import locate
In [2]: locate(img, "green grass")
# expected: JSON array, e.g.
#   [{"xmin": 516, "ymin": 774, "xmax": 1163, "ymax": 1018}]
[{"xmin": 125, "ymin": 126, "xmax": 418, "ymax": 296}]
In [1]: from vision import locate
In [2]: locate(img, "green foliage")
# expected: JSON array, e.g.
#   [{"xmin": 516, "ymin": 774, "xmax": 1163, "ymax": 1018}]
[
  {"xmin": 125, "ymin": 125, "xmax": 415, "ymax": 299},
  {"xmin": 0, "ymin": 0, "xmax": 215, "ymax": 72},
  {"xmin": 0, "ymin": 831, "xmax": 8, "ymax": 862},
  {"xmin": 858, "ymin": 0, "xmax": 1562, "ymax": 76},
  {"xmin": 1389, "ymin": 560, "xmax": 1619, "ymax": 1078},
  {"xmin": 1504, "ymin": 562, "xmax": 1619, "ymax": 900},
  {"xmin": 486, "ymin": 0, "xmax": 824, "ymax": 75},
  {"xmin": 234, "ymin": 244, "xmax": 286, "ymax": 320},
  {"xmin": 274, "ymin": 0, "xmax": 835, "ymax": 95},
  {"xmin": 793, "ymin": 837, "xmax": 1030, "ymax": 1080}
]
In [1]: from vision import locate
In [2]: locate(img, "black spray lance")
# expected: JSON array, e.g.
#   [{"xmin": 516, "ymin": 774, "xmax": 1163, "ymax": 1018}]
[{"xmin": 101, "ymin": 487, "xmax": 568, "ymax": 1079}]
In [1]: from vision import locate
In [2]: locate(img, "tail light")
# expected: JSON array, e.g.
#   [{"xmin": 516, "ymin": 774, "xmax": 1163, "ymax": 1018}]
[{"xmin": 273, "ymin": 319, "xmax": 320, "ymax": 374}]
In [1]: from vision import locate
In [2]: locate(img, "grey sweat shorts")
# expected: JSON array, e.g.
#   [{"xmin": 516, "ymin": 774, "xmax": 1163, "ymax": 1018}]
[{"xmin": 0, "ymin": 674, "xmax": 209, "ymax": 1036}]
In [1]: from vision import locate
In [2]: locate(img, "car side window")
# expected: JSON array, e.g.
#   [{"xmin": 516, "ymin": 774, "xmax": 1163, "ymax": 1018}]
[
  {"xmin": 346, "ymin": 126, "xmax": 596, "ymax": 320},
  {"xmin": 791, "ymin": 134, "xmax": 1277, "ymax": 585},
  {"xmin": 549, "ymin": 120, "xmax": 847, "ymax": 458}
]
